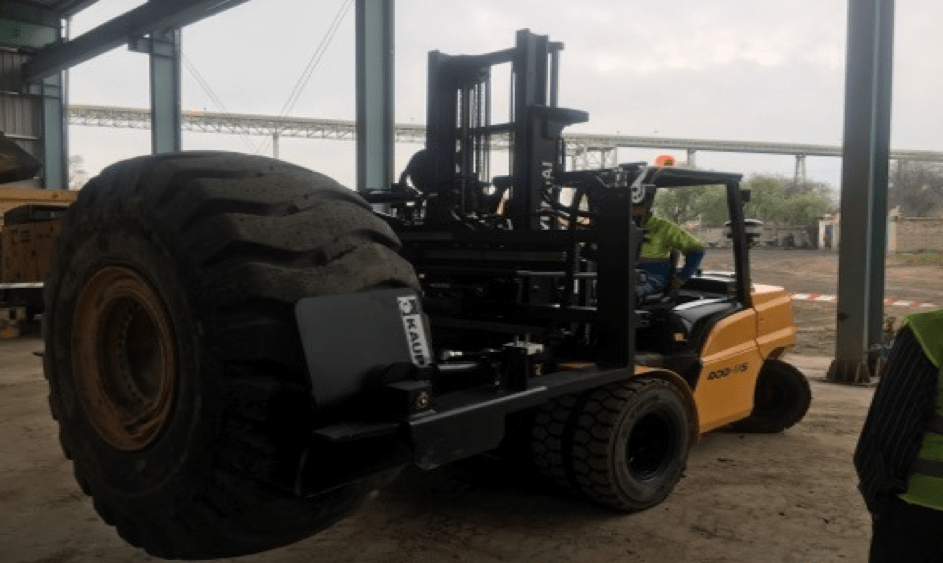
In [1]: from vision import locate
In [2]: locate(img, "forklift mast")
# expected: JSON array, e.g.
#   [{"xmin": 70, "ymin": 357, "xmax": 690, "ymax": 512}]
[
  {"xmin": 374, "ymin": 29, "xmax": 645, "ymax": 369},
  {"xmin": 424, "ymin": 29, "xmax": 589, "ymax": 229}
]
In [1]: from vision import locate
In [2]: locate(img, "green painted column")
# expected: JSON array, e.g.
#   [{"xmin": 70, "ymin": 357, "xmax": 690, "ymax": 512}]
[
  {"xmin": 38, "ymin": 73, "xmax": 66, "ymax": 190},
  {"xmin": 355, "ymin": 0, "xmax": 394, "ymax": 193},
  {"xmin": 828, "ymin": 0, "xmax": 895, "ymax": 384},
  {"xmin": 131, "ymin": 30, "xmax": 182, "ymax": 154}
]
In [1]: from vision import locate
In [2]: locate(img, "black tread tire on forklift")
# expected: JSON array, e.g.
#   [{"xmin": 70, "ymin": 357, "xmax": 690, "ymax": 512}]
[
  {"xmin": 531, "ymin": 393, "xmax": 580, "ymax": 489},
  {"xmin": 532, "ymin": 378, "xmax": 691, "ymax": 511},
  {"xmin": 43, "ymin": 152, "xmax": 419, "ymax": 559},
  {"xmin": 728, "ymin": 358, "xmax": 811, "ymax": 434}
]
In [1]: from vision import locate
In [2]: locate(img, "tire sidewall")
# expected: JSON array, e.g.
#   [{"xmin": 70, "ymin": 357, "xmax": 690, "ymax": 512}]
[
  {"xmin": 49, "ymin": 218, "xmax": 211, "ymax": 497},
  {"xmin": 610, "ymin": 382, "xmax": 690, "ymax": 506}
]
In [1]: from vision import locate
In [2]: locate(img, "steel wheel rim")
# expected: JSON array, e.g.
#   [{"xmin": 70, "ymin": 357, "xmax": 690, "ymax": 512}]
[
  {"xmin": 72, "ymin": 266, "xmax": 176, "ymax": 451},
  {"xmin": 626, "ymin": 410, "xmax": 676, "ymax": 480}
]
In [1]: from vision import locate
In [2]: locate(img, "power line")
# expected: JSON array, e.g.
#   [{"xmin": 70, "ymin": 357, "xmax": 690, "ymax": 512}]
[
  {"xmin": 280, "ymin": 0, "xmax": 353, "ymax": 119},
  {"xmin": 181, "ymin": 53, "xmax": 261, "ymax": 153},
  {"xmin": 256, "ymin": 0, "xmax": 354, "ymax": 156}
]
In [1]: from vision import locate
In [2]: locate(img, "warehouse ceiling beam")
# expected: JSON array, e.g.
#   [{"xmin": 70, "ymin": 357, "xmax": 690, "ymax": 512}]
[{"xmin": 21, "ymin": 0, "xmax": 249, "ymax": 83}]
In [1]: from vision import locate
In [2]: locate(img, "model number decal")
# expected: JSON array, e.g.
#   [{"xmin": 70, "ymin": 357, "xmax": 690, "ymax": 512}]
[
  {"xmin": 398, "ymin": 295, "xmax": 432, "ymax": 367},
  {"xmin": 707, "ymin": 363, "xmax": 749, "ymax": 381}
]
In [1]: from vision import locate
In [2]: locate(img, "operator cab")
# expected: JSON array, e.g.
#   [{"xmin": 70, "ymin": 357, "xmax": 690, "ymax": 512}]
[{"xmin": 630, "ymin": 170, "xmax": 752, "ymax": 363}]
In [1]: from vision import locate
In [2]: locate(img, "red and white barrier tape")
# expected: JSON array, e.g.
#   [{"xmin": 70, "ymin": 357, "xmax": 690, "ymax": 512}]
[{"xmin": 790, "ymin": 293, "xmax": 936, "ymax": 308}]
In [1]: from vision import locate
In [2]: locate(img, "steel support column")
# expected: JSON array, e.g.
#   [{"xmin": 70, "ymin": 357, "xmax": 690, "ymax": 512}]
[
  {"xmin": 828, "ymin": 0, "xmax": 895, "ymax": 384},
  {"xmin": 132, "ymin": 31, "xmax": 182, "ymax": 153},
  {"xmin": 9, "ymin": 3, "xmax": 64, "ymax": 189},
  {"xmin": 355, "ymin": 0, "xmax": 394, "ymax": 193},
  {"xmin": 28, "ymin": 73, "xmax": 66, "ymax": 189}
]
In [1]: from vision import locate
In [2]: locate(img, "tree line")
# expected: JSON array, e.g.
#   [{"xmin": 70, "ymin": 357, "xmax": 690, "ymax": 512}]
[
  {"xmin": 648, "ymin": 160, "xmax": 943, "ymax": 229},
  {"xmin": 652, "ymin": 173, "xmax": 837, "ymax": 228},
  {"xmin": 67, "ymin": 154, "xmax": 941, "ymax": 220},
  {"xmin": 889, "ymin": 161, "xmax": 943, "ymax": 217}
]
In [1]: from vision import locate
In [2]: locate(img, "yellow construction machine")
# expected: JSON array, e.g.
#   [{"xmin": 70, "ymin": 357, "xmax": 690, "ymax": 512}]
[{"xmin": 0, "ymin": 132, "xmax": 75, "ymax": 337}]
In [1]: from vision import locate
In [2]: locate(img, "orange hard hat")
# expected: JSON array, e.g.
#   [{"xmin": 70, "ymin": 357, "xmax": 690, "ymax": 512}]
[{"xmin": 655, "ymin": 154, "xmax": 676, "ymax": 166}]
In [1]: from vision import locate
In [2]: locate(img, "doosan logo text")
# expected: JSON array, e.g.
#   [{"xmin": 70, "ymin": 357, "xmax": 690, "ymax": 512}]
[{"xmin": 706, "ymin": 363, "xmax": 749, "ymax": 381}]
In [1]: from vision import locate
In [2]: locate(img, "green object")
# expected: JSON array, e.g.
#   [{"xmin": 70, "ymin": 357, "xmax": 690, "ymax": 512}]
[
  {"xmin": 904, "ymin": 310, "xmax": 943, "ymax": 370},
  {"xmin": 899, "ymin": 310, "xmax": 943, "ymax": 510},
  {"xmin": 639, "ymin": 215, "xmax": 702, "ymax": 261}
]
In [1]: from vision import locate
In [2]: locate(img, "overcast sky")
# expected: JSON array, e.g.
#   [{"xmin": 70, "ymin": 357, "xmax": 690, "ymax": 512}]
[{"xmin": 64, "ymin": 0, "xmax": 943, "ymax": 191}]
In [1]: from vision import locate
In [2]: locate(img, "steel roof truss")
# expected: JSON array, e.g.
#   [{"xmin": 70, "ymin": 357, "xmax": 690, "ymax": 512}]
[{"xmin": 22, "ymin": 0, "xmax": 248, "ymax": 83}]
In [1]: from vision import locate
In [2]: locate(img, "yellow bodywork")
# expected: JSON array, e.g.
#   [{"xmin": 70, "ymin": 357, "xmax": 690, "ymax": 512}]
[
  {"xmin": 0, "ymin": 188, "xmax": 76, "ymax": 285},
  {"xmin": 692, "ymin": 284, "xmax": 796, "ymax": 433},
  {"xmin": 564, "ymin": 284, "xmax": 797, "ymax": 437},
  {"xmin": 0, "ymin": 186, "xmax": 75, "ymax": 216}
]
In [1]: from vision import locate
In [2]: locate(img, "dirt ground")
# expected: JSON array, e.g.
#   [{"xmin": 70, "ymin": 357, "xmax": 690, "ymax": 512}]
[{"xmin": 2, "ymin": 249, "xmax": 942, "ymax": 563}]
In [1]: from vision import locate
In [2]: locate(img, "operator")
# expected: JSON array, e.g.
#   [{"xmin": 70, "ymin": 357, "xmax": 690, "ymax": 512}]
[
  {"xmin": 855, "ymin": 309, "xmax": 943, "ymax": 561},
  {"xmin": 398, "ymin": 149, "xmax": 433, "ymax": 194},
  {"xmin": 633, "ymin": 207, "xmax": 705, "ymax": 297}
]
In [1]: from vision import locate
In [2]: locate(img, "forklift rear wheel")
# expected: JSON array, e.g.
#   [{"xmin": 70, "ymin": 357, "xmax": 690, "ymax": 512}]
[
  {"xmin": 43, "ymin": 152, "xmax": 418, "ymax": 559},
  {"xmin": 532, "ymin": 378, "xmax": 691, "ymax": 511},
  {"xmin": 729, "ymin": 358, "xmax": 811, "ymax": 433}
]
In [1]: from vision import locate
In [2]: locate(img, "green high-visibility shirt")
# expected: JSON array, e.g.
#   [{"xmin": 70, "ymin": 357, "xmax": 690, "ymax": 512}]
[
  {"xmin": 640, "ymin": 215, "xmax": 703, "ymax": 260},
  {"xmin": 899, "ymin": 310, "xmax": 943, "ymax": 511}
]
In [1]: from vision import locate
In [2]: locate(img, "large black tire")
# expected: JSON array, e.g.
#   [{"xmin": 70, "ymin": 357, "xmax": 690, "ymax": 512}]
[
  {"xmin": 43, "ymin": 152, "xmax": 418, "ymax": 559},
  {"xmin": 531, "ymin": 378, "xmax": 692, "ymax": 511},
  {"xmin": 728, "ymin": 358, "xmax": 811, "ymax": 433}
]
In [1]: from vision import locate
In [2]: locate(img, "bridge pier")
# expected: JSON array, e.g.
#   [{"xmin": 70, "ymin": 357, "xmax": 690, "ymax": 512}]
[{"xmin": 794, "ymin": 154, "xmax": 807, "ymax": 184}]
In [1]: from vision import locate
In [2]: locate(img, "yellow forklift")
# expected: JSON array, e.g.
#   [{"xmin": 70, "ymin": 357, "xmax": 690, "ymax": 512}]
[{"xmin": 42, "ymin": 30, "xmax": 810, "ymax": 558}]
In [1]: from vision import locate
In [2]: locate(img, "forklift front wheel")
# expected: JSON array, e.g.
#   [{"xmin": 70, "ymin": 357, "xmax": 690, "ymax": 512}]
[{"xmin": 533, "ymin": 377, "xmax": 692, "ymax": 511}]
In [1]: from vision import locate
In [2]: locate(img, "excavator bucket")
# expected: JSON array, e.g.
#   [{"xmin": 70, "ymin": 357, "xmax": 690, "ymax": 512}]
[{"xmin": 0, "ymin": 132, "xmax": 41, "ymax": 185}]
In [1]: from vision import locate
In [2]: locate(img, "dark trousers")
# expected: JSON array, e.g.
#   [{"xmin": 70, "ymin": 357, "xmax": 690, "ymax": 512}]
[{"xmin": 870, "ymin": 496, "xmax": 943, "ymax": 562}]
